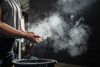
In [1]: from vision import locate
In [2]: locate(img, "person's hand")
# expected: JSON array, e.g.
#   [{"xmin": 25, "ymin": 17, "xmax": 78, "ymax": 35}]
[
  {"xmin": 24, "ymin": 33, "xmax": 41, "ymax": 43},
  {"xmin": 27, "ymin": 31, "xmax": 35, "ymax": 34}
]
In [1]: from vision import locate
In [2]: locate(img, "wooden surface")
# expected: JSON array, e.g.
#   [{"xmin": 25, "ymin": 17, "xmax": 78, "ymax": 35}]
[{"xmin": 56, "ymin": 63, "xmax": 87, "ymax": 67}]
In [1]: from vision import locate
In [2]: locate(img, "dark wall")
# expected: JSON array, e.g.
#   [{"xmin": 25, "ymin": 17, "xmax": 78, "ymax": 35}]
[
  {"xmin": 29, "ymin": 0, "xmax": 57, "ymax": 23},
  {"xmin": 82, "ymin": 0, "xmax": 100, "ymax": 66},
  {"xmin": 29, "ymin": 0, "xmax": 100, "ymax": 67}
]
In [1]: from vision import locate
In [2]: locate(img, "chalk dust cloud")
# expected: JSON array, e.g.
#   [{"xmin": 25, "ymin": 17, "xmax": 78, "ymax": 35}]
[{"xmin": 29, "ymin": 0, "xmax": 96, "ymax": 57}]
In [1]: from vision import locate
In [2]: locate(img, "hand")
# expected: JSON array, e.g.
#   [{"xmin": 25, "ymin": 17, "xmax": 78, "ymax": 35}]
[
  {"xmin": 35, "ymin": 38, "xmax": 43, "ymax": 43},
  {"xmin": 24, "ymin": 33, "xmax": 41, "ymax": 43},
  {"xmin": 27, "ymin": 31, "xmax": 35, "ymax": 34},
  {"xmin": 27, "ymin": 31, "xmax": 43, "ymax": 43}
]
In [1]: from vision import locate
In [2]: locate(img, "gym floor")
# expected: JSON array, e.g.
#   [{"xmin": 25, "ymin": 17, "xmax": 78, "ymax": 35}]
[{"xmin": 56, "ymin": 63, "xmax": 86, "ymax": 67}]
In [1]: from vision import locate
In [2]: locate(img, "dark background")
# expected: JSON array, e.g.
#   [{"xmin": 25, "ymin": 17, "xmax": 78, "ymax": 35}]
[{"xmin": 29, "ymin": 0, "xmax": 100, "ymax": 67}]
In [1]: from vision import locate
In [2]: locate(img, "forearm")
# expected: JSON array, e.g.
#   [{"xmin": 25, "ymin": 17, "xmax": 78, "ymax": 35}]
[
  {"xmin": 19, "ymin": 19, "xmax": 27, "ymax": 33},
  {"xmin": 20, "ymin": 25, "xmax": 27, "ymax": 33},
  {"xmin": 0, "ymin": 21, "xmax": 26, "ymax": 38}
]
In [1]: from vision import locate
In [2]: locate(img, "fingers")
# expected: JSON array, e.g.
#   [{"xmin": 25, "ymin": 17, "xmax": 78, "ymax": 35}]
[
  {"xmin": 31, "ymin": 36, "xmax": 42, "ymax": 43},
  {"xmin": 32, "ymin": 38, "xmax": 36, "ymax": 43},
  {"xmin": 27, "ymin": 31, "xmax": 35, "ymax": 34},
  {"xmin": 35, "ymin": 38, "xmax": 40, "ymax": 43},
  {"xmin": 34, "ymin": 35, "xmax": 41, "ymax": 38},
  {"xmin": 31, "ymin": 31, "xmax": 35, "ymax": 34},
  {"xmin": 35, "ymin": 38, "xmax": 42, "ymax": 43},
  {"xmin": 32, "ymin": 34, "xmax": 42, "ymax": 43},
  {"xmin": 25, "ymin": 32, "xmax": 42, "ymax": 43},
  {"xmin": 29, "ymin": 37, "xmax": 36, "ymax": 43}
]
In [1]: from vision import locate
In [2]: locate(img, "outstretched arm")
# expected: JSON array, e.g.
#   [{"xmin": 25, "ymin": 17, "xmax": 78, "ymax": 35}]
[
  {"xmin": 0, "ymin": 7, "xmax": 41, "ymax": 43},
  {"xmin": 0, "ymin": 7, "xmax": 26, "ymax": 38}
]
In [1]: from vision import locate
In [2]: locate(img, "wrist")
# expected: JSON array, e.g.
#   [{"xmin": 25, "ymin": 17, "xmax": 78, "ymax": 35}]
[
  {"xmin": 22, "ymin": 33, "xmax": 27, "ymax": 39},
  {"xmin": 20, "ymin": 28, "xmax": 27, "ymax": 33}
]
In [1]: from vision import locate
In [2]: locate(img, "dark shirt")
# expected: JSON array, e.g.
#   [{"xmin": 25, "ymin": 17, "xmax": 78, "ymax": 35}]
[{"xmin": 0, "ymin": 0, "xmax": 20, "ymax": 38}]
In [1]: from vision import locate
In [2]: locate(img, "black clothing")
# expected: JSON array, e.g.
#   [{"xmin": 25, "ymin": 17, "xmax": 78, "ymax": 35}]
[
  {"xmin": 0, "ymin": 54, "xmax": 14, "ymax": 67},
  {"xmin": 0, "ymin": 37, "xmax": 15, "ymax": 67}
]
